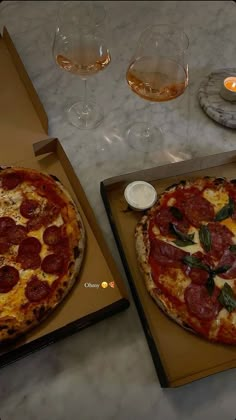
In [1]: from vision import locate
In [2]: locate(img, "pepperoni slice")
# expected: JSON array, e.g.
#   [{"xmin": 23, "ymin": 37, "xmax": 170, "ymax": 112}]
[
  {"xmin": 20, "ymin": 199, "xmax": 40, "ymax": 219},
  {"xmin": 0, "ymin": 240, "xmax": 10, "ymax": 254},
  {"xmin": 183, "ymin": 251, "xmax": 213, "ymax": 285},
  {"xmin": 185, "ymin": 267, "xmax": 209, "ymax": 285},
  {"xmin": 0, "ymin": 217, "xmax": 15, "ymax": 235},
  {"xmin": 183, "ymin": 195, "xmax": 215, "ymax": 228},
  {"xmin": 17, "ymin": 253, "xmax": 41, "ymax": 269},
  {"xmin": 54, "ymin": 237, "xmax": 70, "ymax": 256},
  {"xmin": 43, "ymin": 226, "xmax": 62, "ymax": 246},
  {"xmin": 217, "ymin": 249, "xmax": 236, "ymax": 279},
  {"xmin": 26, "ymin": 204, "xmax": 61, "ymax": 233},
  {"xmin": 1, "ymin": 172, "xmax": 22, "ymax": 190},
  {"xmin": 7, "ymin": 225, "xmax": 27, "ymax": 245},
  {"xmin": 27, "ymin": 216, "xmax": 44, "ymax": 232},
  {"xmin": 41, "ymin": 254, "xmax": 65, "ymax": 274},
  {"xmin": 184, "ymin": 284, "xmax": 222, "ymax": 321},
  {"xmin": 155, "ymin": 207, "xmax": 190, "ymax": 236},
  {"xmin": 208, "ymin": 222, "xmax": 233, "ymax": 259},
  {"xmin": 177, "ymin": 187, "xmax": 200, "ymax": 201},
  {"xmin": 193, "ymin": 251, "xmax": 215, "ymax": 268},
  {"xmin": 150, "ymin": 238, "xmax": 188, "ymax": 268},
  {"xmin": 25, "ymin": 277, "xmax": 50, "ymax": 302},
  {"xmin": 18, "ymin": 237, "xmax": 41, "ymax": 255},
  {"xmin": 0, "ymin": 265, "xmax": 19, "ymax": 293},
  {"xmin": 44, "ymin": 202, "xmax": 61, "ymax": 224}
]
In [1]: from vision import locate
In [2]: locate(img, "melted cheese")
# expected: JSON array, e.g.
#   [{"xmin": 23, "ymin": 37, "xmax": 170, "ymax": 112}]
[
  {"xmin": 203, "ymin": 188, "xmax": 229, "ymax": 213},
  {"xmin": 0, "ymin": 189, "xmax": 24, "ymax": 223},
  {"xmin": 231, "ymin": 312, "xmax": 236, "ymax": 325},
  {"xmin": 214, "ymin": 276, "xmax": 233, "ymax": 290},
  {"xmin": 221, "ymin": 218, "xmax": 236, "ymax": 238},
  {"xmin": 167, "ymin": 197, "xmax": 176, "ymax": 207},
  {"xmin": 159, "ymin": 269, "xmax": 191, "ymax": 302}
]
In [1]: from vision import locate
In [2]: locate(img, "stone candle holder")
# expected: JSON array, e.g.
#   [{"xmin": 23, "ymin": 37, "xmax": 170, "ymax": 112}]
[{"xmin": 198, "ymin": 68, "xmax": 236, "ymax": 129}]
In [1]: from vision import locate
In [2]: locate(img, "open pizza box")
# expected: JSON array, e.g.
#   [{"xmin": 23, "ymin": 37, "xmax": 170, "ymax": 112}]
[
  {"xmin": 101, "ymin": 152, "xmax": 236, "ymax": 387},
  {"xmin": 0, "ymin": 27, "xmax": 129, "ymax": 368}
]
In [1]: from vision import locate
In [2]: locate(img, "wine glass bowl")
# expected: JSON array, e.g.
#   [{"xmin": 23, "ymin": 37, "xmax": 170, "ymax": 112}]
[
  {"xmin": 126, "ymin": 56, "xmax": 188, "ymax": 102},
  {"xmin": 126, "ymin": 24, "xmax": 189, "ymax": 151},
  {"xmin": 56, "ymin": 36, "xmax": 111, "ymax": 78},
  {"xmin": 53, "ymin": 2, "xmax": 111, "ymax": 129}
]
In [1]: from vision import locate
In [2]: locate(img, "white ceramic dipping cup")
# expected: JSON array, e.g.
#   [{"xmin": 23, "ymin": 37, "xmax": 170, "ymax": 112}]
[{"xmin": 124, "ymin": 181, "xmax": 157, "ymax": 211}]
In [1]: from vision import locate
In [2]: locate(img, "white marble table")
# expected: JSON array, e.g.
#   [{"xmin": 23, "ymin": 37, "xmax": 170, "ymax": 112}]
[{"xmin": 0, "ymin": 1, "xmax": 236, "ymax": 419}]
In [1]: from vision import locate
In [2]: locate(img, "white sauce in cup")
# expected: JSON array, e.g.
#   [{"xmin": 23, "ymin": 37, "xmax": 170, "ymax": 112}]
[{"xmin": 124, "ymin": 181, "xmax": 157, "ymax": 211}]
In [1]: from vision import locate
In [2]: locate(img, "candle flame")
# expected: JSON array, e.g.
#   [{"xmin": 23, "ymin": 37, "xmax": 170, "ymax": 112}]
[{"xmin": 224, "ymin": 77, "xmax": 236, "ymax": 92}]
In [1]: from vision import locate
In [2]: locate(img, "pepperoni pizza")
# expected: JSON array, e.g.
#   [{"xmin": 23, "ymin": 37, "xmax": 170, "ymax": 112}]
[
  {"xmin": 0, "ymin": 166, "xmax": 85, "ymax": 343},
  {"xmin": 136, "ymin": 177, "xmax": 236, "ymax": 344}
]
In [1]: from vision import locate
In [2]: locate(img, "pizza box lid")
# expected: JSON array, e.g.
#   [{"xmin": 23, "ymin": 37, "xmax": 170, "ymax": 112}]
[
  {"xmin": 101, "ymin": 152, "xmax": 236, "ymax": 387},
  {"xmin": 0, "ymin": 27, "xmax": 129, "ymax": 368}
]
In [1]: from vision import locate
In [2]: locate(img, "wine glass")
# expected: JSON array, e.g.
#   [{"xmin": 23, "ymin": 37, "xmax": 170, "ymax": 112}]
[
  {"xmin": 126, "ymin": 24, "xmax": 189, "ymax": 151},
  {"xmin": 53, "ymin": 2, "xmax": 111, "ymax": 129}
]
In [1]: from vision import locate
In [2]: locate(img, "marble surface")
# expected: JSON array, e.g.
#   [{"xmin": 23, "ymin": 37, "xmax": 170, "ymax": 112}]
[
  {"xmin": 0, "ymin": 1, "xmax": 236, "ymax": 419},
  {"xmin": 199, "ymin": 68, "xmax": 236, "ymax": 128}
]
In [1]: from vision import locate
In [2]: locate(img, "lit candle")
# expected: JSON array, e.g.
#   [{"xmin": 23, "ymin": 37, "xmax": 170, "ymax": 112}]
[
  {"xmin": 224, "ymin": 77, "xmax": 236, "ymax": 92},
  {"xmin": 220, "ymin": 77, "xmax": 236, "ymax": 102}
]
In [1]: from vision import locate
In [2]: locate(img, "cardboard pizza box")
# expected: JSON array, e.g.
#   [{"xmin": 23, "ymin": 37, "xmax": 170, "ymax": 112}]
[
  {"xmin": 101, "ymin": 152, "xmax": 236, "ymax": 387},
  {"xmin": 0, "ymin": 27, "xmax": 129, "ymax": 368}
]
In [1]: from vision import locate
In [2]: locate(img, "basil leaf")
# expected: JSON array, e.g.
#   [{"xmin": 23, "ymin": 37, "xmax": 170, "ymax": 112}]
[
  {"xmin": 183, "ymin": 255, "xmax": 210, "ymax": 272},
  {"xmin": 170, "ymin": 223, "xmax": 195, "ymax": 244},
  {"xmin": 206, "ymin": 274, "xmax": 215, "ymax": 296},
  {"xmin": 170, "ymin": 206, "xmax": 183, "ymax": 220},
  {"xmin": 183, "ymin": 256, "xmax": 229, "ymax": 296},
  {"xmin": 218, "ymin": 283, "xmax": 236, "ymax": 312},
  {"xmin": 229, "ymin": 244, "xmax": 236, "ymax": 253},
  {"xmin": 213, "ymin": 265, "xmax": 230, "ymax": 275},
  {"xmin": 199, "ymin": 224, "xmax": 212, "ymax": 252},
  {"xmin": 215, "ymin": 197, "xmax": 234, "ymax": 222},
  {"xmin": 174, "ymin": 239, "xmax": 196, "ymax": 247}
]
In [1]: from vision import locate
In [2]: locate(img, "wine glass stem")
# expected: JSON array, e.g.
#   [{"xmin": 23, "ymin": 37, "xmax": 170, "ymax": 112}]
[
  {"xmin": 143, "ymin": 102, "xmax": 151, "ymax": 137},
  {"xmin": 82, "ymin": 79, "xmax": 89, "ymax": 114}
]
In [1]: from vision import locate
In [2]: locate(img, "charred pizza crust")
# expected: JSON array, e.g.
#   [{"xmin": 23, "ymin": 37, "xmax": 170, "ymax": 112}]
[
  {"xmin": 0, "ymin": 167, "xmax": 85, "ymax": 343},
  {"xmin": 135, "ymin": 176, "xmax": 236, "ymax": 344}
]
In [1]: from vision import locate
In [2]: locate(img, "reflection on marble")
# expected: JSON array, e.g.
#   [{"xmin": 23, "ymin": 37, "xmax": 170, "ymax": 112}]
[{"xmin": 0, "ymin": 1, "xmax": 236, "ymax": 419}]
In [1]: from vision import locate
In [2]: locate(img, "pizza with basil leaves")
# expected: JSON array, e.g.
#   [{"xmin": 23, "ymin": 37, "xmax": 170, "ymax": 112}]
[{"xmin": 136, "ymin": 176, "xmax": 236, "ymax": 344}]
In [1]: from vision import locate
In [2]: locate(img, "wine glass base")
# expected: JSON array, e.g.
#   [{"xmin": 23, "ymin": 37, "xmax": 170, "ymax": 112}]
[
  {"xmin": 126, "ymin": 122, "xmax": 164, "ymax": 152},
  {"xmin": 67, "ymin": 100, "xmax": 104, "ymax": 129}
]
